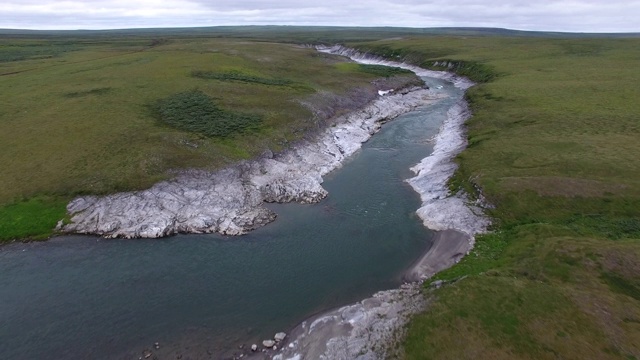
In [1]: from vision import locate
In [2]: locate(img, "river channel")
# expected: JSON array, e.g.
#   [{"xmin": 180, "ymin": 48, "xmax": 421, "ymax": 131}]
[{"xmin": 0, "ymin": 75, "xmax": 462, "ymax": 359}]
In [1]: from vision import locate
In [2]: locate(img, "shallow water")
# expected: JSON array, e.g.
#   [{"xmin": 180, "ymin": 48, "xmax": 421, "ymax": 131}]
[{"xmin": 0, "ymin": 77, "xmax": 462, "ymax": 359}]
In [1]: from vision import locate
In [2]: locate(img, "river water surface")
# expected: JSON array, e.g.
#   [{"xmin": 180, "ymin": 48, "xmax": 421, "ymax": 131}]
[{"xmin": 0, "ymin": 76, "xmax": 462, "ymax": 359}]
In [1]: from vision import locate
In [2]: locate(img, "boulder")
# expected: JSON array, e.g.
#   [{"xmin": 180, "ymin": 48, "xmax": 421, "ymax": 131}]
[
  {"xmin": 262, "ymin": 340, "xmax": 275, "ymax": 348},
  {"xmin": 274, "ymin": 332, "xmax": 286, "ymax": 342}
]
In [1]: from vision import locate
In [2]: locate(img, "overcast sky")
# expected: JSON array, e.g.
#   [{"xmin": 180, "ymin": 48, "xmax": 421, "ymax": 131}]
[{"xmin": 1, "ymin": 0, "xmax": 639, "ymax": 32}]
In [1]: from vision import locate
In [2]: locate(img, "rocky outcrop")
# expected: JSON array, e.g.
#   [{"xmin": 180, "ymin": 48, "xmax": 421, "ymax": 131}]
[
  {"xmin": 63, "ymin": 87, "xmax": 445, "ymax": 238},
  {"xmin": 317, "ymin": 45, "xmax": 475, "ymax": 90},
  {"xmin": 64, "ymin": 45, "xmax": 490, "ymax": 360},
  {"xmin": 318, "ymin": 45, "xmax": 489, "ymax": 239},
  {"xmin": 267, "ymin": 46, "xmax": 490, "ymax": 360},
  {"xmin": 407, "ymin": 101, "xmax": 490, "ymax": 240},
  {"xmin": 272, "ymin": 283, "xmax": 424, "ymax": 360}
]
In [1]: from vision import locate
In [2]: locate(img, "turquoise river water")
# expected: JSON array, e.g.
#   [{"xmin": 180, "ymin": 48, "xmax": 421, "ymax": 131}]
[{"xmin": 0, "ymin": 76, "xmax": 461, "ymax": 359}]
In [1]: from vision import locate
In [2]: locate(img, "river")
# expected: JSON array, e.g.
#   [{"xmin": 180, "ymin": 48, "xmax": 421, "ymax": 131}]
[{"xmin": 0, "ymin": 75, "xmax": 462, "ymax": 359}]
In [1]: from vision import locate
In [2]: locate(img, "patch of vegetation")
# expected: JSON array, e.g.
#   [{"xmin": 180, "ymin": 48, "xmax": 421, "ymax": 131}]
[
  {"xmin": 64, "ymin": 87, "xmax": 112, "ymax": 98},
  {"xmin": 0, "ymin": 42, "xmax": 79, "ymax": 63},
  {"xmin": 432, "ymin": 231, "xmax": 511, "ymax": 281},
  {"xmin": 426, "ymin": 59, "xmax": 498, "ymax": 83},
  {"xmin": 355, "ymin": 64, "xmax": 413, "ymax": 77},
  {"xmin": 152, "ymin": 90, "xmax": 262, "ymax": 137},
  {"xmin": 0, "ymin": 196, "xmax": 68, "ymax": 242},
  {"xmin": 566, "ymin": 215, "xmax": 640, "ymax": 240},
  {"xmin": 192, "ymin": 70, "xmax": 294, "ymax": 86},
  {"xmin": 601, "ymin": 272, "xmax": 640, "ymax": 301}
]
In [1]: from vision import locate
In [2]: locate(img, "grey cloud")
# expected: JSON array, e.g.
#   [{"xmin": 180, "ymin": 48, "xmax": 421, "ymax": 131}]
[{"xmin": 0, "ymin": 0, "xmax": 638, "ymax": 32}]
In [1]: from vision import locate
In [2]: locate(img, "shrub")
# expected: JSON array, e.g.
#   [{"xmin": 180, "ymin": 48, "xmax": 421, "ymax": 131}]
[
  {"xmin": 356, "ymin": 64, "xmax": 413, "ymax": 77},
  {"xmin": 152, "ymin": 90, "xmax": 262, "ymax": 137},
  {"xmin": 191, "ymin": 70, "xmax": 294, "ymax": 86}
]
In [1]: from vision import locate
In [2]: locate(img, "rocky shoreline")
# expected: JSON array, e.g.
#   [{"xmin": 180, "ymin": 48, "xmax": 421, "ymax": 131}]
[
  {"xmin": 62, "ymin": 86, "xmax": 445, "ymax": 238},
  {"xmin": 252, "ymin": 47, "xmax": 490, "ymax": 360},
  {"xmin": 62, "ymin": 46, "xmax": 489, "ymax": 360}
]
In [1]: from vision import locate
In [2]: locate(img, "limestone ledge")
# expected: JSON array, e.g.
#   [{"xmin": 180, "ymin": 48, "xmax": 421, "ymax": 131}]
[
  {"xmin": 272, "ymin": 283, "xmax": 425, "ymax": 360},
  {"xmin": 63, "ymin": 87, "xmax": 444, "ymax": 239},
  {"xmin": 264, "ymin": 46, "xmax": 491, "ymax": 360}
]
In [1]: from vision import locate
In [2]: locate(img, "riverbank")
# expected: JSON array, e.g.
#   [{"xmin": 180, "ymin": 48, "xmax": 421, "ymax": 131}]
[
  {"xmin": 354, "ymin": 36, "xmax": 640, "ymax": 360},
  {"xmin": 404, "ymin": 229, "xmax": 471, "ymax": 282},
  {"xmin": 62, "ymin": 46, "xmax": 487, "ymax": 359},
  {"xmin": 252, "ymin": 232, "xmax": 468, "ymax": 360},
  {"xmin": 62, "ymin": 86, "xmax": 445, "ymax": 238},
  {"xmin": 319, "ymin": 45, "xmax": 488, "ymax": 237},
  {"xmin": 254, "ymin": 47, "xmax": 489, "ymax": 360}
]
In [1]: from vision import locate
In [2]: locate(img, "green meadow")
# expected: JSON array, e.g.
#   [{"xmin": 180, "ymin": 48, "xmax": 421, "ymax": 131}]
[
  {"xmin": 0, "ymin": 34, "xmax": 418, "ymax": 241},
  {"xmin": 350, "ymin": 36, "xmax": 640, "ymax": 358}
]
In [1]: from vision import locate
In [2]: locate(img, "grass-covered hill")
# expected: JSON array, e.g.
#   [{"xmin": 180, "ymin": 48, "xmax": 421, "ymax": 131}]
[
  {"xmin": 0, "ymin": 34, "xmax": 421, "ymax": 241},
  {"xmin": 348, "ymin": 35, "xmax": 640, "ymax": 359}
]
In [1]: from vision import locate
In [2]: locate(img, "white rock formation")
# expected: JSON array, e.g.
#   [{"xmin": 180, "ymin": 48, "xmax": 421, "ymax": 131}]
[
  {"xmin": 64, "ymin": 46, "xmax": 491, "ymax": 360},
  {"xmin": 319, "ymin": 45, "xmax": 489, "ymax": 239},
  {"xmin": 273, "ymin": 283, "xmax": 424, "ymax": 360},
  {"xmin": 274, "ymin": 332, "xmax": 287, "ymax": 342},
  {"xmin": 63, "ymin": 87, "xmax": 445, "ymax": 238},
  {"xmin": 407, "ymin": 101, "xmax": 491, "ymax": 239},
  {"xmin": 270, "ymin": 46, "xmax": 490, "ymax": 360},
  {"xmin": 317, "ymin": 45, "xmax": 475, "ymax": 90}
]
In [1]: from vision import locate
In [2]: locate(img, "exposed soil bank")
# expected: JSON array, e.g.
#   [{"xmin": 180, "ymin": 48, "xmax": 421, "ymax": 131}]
[{"xmin": 404, "ymin": 229, "xmax": 471, "ymax": 282}]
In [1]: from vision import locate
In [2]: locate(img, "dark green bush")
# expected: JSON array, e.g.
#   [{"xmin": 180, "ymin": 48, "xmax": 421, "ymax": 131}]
[
  {"xmin": 356, "ymin": 64, "xmax": 413, "ymax": 77},
  {"xmin": 192, "ymin": 70, "xmax": 293, "ymax": 86},
  {"xmin": 153, "ymin": 90, "xmax": 262, "ymax": 137},
  {"xmin": 0, "ymin": 43, "xmax": 79, "ymax": 63},
  {"xmin": 0, "ymin": 196, "xmax": 68, "ymax": 242},
  {"xmin": 64, "ymin": 87, "xmax": 112, "ymax": 98}
]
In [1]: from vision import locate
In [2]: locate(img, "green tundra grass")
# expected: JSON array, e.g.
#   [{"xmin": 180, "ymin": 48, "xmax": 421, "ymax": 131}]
[
  {"xmin": 349, "ymin": 36, "xmax": 640, "ymax": 358},
  {"xmin": 0, "ymin": 35, "xmax": 420, "ymax": 241},
  {"xmin": 2, "ymin": 28, "xmax": 640, "ymax": 358}
]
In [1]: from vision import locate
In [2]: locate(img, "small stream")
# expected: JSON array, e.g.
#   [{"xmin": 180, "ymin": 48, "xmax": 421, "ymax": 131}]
[{"xmin": 0, "ymin": 76, "xmax": 462, "ymax": 359}]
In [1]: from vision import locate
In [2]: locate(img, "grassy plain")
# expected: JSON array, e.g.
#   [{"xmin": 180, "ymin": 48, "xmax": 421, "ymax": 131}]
[
  {"xmin": 350, "ymin": 36, "xmax": 640, "ymax": 358},
  {"xmin": 0, "ymin": 34, "xmax": 419, "ymax": 241},
  {"xmin": 2, "ymin": 27, "xmax": 639, "ymax": 357}
]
